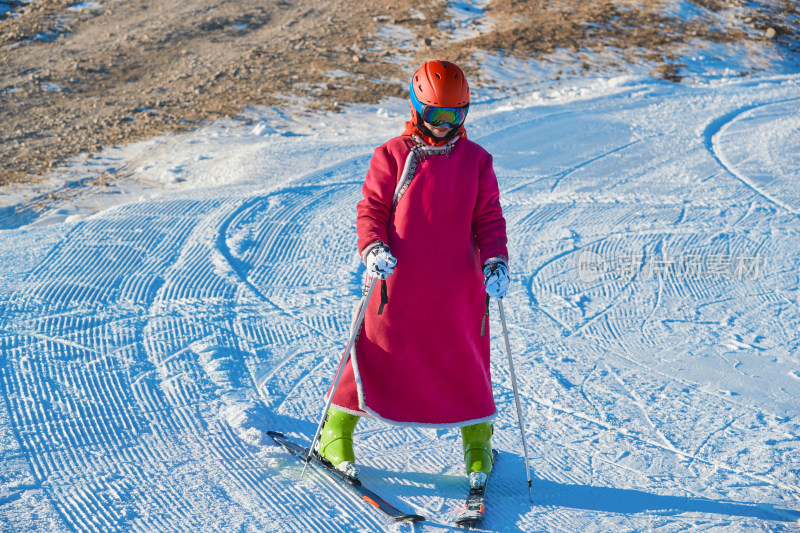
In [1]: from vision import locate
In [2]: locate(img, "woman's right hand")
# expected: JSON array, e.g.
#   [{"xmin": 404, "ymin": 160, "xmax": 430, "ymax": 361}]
[{"xmin": 365, "ymin": 243, "xmax": 397, "ymax": 280}]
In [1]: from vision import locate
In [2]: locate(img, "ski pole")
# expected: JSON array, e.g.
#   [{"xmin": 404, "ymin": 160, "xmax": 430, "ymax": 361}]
[
  {"xmin": 303, "ymin": 276, "xmax": 378, "ymax": 478},
  {"xmin": 497, "ymin": 299, "xmax": 533, "ymax": 503}
]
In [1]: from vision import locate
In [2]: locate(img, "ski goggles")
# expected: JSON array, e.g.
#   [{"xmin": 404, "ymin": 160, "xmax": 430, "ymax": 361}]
[{"xmin": 410, "ymin": 85, "xmax": 469, "ymax": 128}]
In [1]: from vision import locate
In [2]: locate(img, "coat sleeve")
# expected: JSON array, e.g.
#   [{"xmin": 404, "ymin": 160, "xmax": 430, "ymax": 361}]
[
  {"xmin": 472, "ymin": 151, "xmax": 509, "ymax": 265},
  {"xmin": 356, "ymin": 144, "xmax": 400, "ymax": 255}
]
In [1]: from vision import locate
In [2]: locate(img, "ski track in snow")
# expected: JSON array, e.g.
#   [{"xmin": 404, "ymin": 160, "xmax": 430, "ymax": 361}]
[
  {"xmin": 2, "ymin": 75, "xmax": 800, "ymax": 532},
  {"xmin": 707, "ymin": 97, "xmax": 800, "ymax": 218}
]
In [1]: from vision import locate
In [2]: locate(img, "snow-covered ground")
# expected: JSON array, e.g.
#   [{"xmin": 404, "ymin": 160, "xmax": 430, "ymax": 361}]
[{"xmin": 2, "ymin": 43, "xmax": 800, "ymax": 533}]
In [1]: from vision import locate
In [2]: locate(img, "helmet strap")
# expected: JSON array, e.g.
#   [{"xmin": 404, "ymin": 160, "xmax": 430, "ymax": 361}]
[{"xmin": 414, "ymin": 111, "xmax": 461, "ymax": 143}]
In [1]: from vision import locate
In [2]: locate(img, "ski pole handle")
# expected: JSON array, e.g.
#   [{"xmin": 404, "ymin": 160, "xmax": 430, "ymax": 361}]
[{"xmin": 304, "ymin": 277, "xmax": 378, "ymax": 476}]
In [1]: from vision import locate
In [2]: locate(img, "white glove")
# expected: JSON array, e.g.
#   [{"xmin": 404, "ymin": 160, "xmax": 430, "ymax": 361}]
[
  {"xmin": 483, "ymin": 258, "xmax": 509, "ymax": 299},
  {"xmin": 365, "ymin": 243, "xmax": 397, "ymax": 280}
]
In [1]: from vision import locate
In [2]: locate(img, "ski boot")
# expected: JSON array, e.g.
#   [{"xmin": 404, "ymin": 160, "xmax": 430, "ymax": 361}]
[
  {"xmin": 461, "ymin": 422, "xmax": 494, "ymax": 489},
  {"xmin": 315, "ymin": 407, "xmax": 360, "ymax": 480}
]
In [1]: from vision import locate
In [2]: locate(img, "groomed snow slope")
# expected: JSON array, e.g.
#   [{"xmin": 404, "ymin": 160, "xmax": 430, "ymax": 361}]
[{"xmin": 1, "ymin": 73, "xmax": 800, "ymax": 532}]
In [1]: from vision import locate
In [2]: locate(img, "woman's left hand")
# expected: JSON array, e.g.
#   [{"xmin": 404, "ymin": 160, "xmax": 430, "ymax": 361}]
[{"xmin": 483, "ymin": 258, "xmax": 509, "ymax": 299}]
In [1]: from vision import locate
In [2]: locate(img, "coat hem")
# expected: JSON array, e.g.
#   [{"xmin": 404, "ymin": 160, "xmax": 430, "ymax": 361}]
[
  {"xmin": 338, "ymin": 323, "xmax": 496, "ymax": 428},
  {"xmin": 362, "ymin": 407, "xmax": 497, "ymax": 429},
  {"xmin": 328, "ymin": 402, "xmax": 369, "ymax": 418},
  {"xmin": 328, "ymin": 400, "xmax": 497, "ymax": 429}
]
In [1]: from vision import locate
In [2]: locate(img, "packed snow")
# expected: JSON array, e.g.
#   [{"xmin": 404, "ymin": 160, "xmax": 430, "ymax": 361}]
[{"xmin": 2, "ymin": 39, "xmax": 800, "ymax": 533}]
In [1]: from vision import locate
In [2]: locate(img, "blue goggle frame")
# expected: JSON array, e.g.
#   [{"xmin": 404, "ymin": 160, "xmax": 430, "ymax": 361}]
[{"xmin": 410, "ymin": 83, "xmax": 469, "ymax": 128}]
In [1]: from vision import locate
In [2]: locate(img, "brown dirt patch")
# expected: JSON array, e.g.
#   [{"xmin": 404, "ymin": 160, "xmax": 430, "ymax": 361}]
[{"xmin": 1, "ymin": 0, "xmax": 798, "ymax": 187}]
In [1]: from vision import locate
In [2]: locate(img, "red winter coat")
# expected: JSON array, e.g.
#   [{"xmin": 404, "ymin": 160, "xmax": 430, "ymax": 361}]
[{"xmin": 330, "ymin": 131, "xmax": 508, "ymax": 427}]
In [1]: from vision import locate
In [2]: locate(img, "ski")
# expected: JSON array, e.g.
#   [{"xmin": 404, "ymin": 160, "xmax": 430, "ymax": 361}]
[
  {"xmin": 268, "ymin": 431, "xmax": 425, "ymax": 523},
  {"xmin": 455, "ymin": 450, "xmax": 499, "ymax": 528}
]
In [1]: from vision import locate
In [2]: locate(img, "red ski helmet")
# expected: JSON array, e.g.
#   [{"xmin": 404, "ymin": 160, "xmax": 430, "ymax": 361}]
[{"xmin": 410, "ymin": 60, "xmax": 470, "ymax": 109}]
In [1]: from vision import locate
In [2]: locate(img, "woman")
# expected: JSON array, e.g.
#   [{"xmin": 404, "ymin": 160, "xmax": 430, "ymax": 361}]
[{"xmin": 317, "ymin": 60, "xmax": 509, "ymax": 490}]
